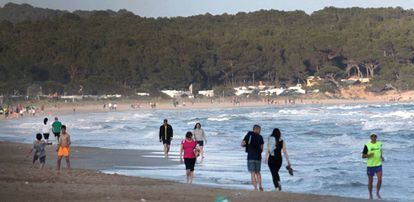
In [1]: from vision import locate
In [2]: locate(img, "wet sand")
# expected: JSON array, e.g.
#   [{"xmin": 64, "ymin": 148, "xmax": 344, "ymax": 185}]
[{"xmin": 0, "ymin": 141, "xmax": 371, "ymax": 202}]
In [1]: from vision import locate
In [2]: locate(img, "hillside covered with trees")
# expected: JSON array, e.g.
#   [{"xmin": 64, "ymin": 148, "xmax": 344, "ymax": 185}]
[{"xmin": 1, "ymin": 3, "xmax": 414, "ymax": 95}]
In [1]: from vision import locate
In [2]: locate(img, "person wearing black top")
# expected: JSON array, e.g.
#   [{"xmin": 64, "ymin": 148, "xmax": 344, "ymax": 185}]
[
  {"xmin": 241, "ymin": 124, "xmax": 264, "ymax": 191},
  {"xmin": 265, "ymin": 128, "xmax": 292, "ymax": 191},
  {"xmin": 159, "ymin": 119, "xmax": 173, "ymax": 158}
]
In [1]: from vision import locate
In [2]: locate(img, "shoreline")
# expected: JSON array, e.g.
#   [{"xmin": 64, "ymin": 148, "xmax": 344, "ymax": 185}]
[
  {"xmin": 1, "ymin": 96, "xmax": 412, "ymax": 121},
  {"xmin": 0, "ymin": 141, "xmax": 370, "ymax": 202}
]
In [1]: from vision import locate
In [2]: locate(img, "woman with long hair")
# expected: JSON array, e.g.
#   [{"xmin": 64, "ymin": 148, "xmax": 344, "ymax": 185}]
[
  {"xmin": 193, "ymin": 123, "xmax": 207, "ymax": 160},
  {"xmin": 265, "ymin": 128, "xmax": 292, "ymax": 191}
]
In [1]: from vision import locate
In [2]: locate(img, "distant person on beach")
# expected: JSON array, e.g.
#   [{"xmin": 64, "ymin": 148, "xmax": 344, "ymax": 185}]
[
  {"xmin": 180, "ymin": 131, "xmax": 198, "ymax": 184},
  {"xmin": 193, "ymin": 123, "xmax": 207, "ymax": 161},
  {"xmin": 362, "ymin": 133, "xmax": 384, "ymax": 200},
  {"xmin": 57, "ymin": 125, "xmax": 71, "ymax": 171},
  {"xmin": 52, "ymin": 117, "xmax": 62, "ymax": 143},
  {"xmin": 26, "ymin": 133, "xmax": 52, "ymax": 169},
  {"xmin": 265, "ymin": 128, "xmax": 292, "ymax": 191},
  {"xmin": 241, "ymin": 125, "xmax": 264, "ymax": 191},
  {"xmin": 159, "ymin": 119, "xmax": 173, "ymax": 158},
  {"xmin": 42, "ymin": 118, "xmax": 50, "ymax": 143}
]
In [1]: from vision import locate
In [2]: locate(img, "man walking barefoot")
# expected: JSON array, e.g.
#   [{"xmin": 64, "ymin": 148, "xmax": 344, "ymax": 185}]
[
  {"xmin": 57, "ymin": 125, "xmax": 71, "ymax": 171},
  {"xmin": 362, "ymin": 133, "xmax": 384, "ymax": 200},
  {"xmin": 241, "ymin": 125, "xmax": 264, "ymax": 191},
  {"xmin": 159, "ymin": 119, "xmax": 173, "ymax": 158}
]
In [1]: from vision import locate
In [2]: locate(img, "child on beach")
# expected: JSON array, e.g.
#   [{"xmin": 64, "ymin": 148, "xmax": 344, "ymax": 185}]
[
  {"xmin": 180, "ymin": 131, "xmax": 198, "ymax": 184},
  {"xmin": 57, "ymin": 125, "xmax": 71, "ymax": 171},
  {"xmin": 42, "ymin": 117, "xmax": 50, "ymax": 143},
  {"xmin": 26, "ymin": 133, "xmax": 52, "ymax": 169}
]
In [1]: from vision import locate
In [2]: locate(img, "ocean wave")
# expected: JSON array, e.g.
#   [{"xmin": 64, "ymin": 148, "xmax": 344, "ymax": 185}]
[
  {"xmin": 326, "ymin": 105, "xmax": 367, "ymax": 110},
  {"xmin": 207, "ymin": 116, "xmax": 230, "ymax": 121},
  {"xmin": 132, "ymin": 113, "xmax": 153, "ymax": 119},
  {"xmin": 325, "ymin": 134, "xmax": 364, "ymax": 148},
  {"xmin": 371, "ymin": 110, "xmax": 414, "ymax": 119},
  {"xmin": 208, "ymin": 177, "xmax": 250, "ymax": 185},
  {"xmin": 278, "ymin": 109, "xmax": 314, "ymax": 115},
  {"xmin": 361, "ymin": 120, "xmax": 413, "ymax": 132},
  {"xmin": 323, "ymin": 180, "xmax": 365, "ymax": 188}
]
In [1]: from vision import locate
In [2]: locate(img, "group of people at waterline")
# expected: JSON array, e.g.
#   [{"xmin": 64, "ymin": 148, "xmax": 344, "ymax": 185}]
[
  {"xmin": 27, "ymin": 116, "xmax": 71, "ymax": 171},
  {"xmin": 27, "ymin": 117, "xmax": 384, "ymax": 199},
  {"xmin": 160, "ymin": 120, "xmax": 384, "ymax": 199}
]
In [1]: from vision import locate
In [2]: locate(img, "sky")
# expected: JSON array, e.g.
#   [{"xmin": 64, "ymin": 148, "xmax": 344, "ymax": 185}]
[{"xmin": 1, "ymin": 0, "xmax": 414, "ymax": 18}]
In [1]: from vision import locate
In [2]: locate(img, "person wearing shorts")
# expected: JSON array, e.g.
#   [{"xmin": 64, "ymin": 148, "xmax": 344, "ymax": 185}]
[
  {"xmin": 52, "ymin": 117, "xmax": 62, "ymax": 143},
  {"xmin": 26, "ymin": 133, "xmax": 51, "ymax": 169},
  {"xmin": 193, "ymin": 122, "xmax": 207, "ymax": 160},
  {"xmin": 159, "ymin": 119, "xmax": 173, "ymax": 158},
  {"xmin": 180, "ymin": 131, "xmax": 197, "ymax": 184},
  {"xmin": 42, "ymin": 117, "xmax": 50, "ymax": 143},
  {"xmin": 362, "ymin": 134, "xmax": 384, "ymax": 200},
  {"xmin": 57, "ymin": 125, "xmax": 71, "ymax": 171},
  {"xmin": 241, "ymin": 125, "xmax": 264, "ymax": 191}
]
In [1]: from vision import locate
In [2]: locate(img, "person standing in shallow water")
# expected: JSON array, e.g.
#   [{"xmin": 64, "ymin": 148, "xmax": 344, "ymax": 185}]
[
  {"xmin": 241, "ymin": 125, "xmax": 264, "ymax": 191},
  {"xmin": 42, "ymin": 118, "xmax": 50, "ymax": 143},
  {"xmin": 193, "ymin": 123, "xmax": 207, "ymax": 161},
  {"xmin": 180, "ymin": 131, "xmax": 198, "ymax": 184},
  {"xmin": 159, "ymin": 119, "xmax": 173, "ymax": 158},
  {"xmin": 265, "ymin": 128, "xmax": 292, "ymax": 191},
  {"xmin": 52, "ymin": 117, "xmax": 62, "ymax": 144},
  {"xmin": 362, "ymin": 133, "xmax": 384, "ymax": 200}
]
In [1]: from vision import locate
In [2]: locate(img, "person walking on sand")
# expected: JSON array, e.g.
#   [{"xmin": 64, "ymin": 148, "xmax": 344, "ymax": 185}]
[
  {"xmin": 57, "ymin": 125, "xmax": 71, "ymax": 171},
  {"xmin": 26, "ymin": 133, "xmax": 52, "ymax": 169},
  {"xmin": 180, "ymin": 131, "xmax": 198, "ymax": 184},
  {"xmin": 362, "ymin": 133, "xmax": 384, "ymax": 200},
  {"xmin": 52, "ymin": 117, "xmax": 62, "ymax": 143},
  {"xmin": 159, "ymin": 119, "xmax": 173, "ymax": 158},
  {"xmin": 42, "ymin": 117, "xmax": 50, "ymax": 143},
  {"xmin": 265, "ymin": 128, "xmax": 292, "ymax": 191},
  {"xmin": 193, "ymin": 123, "xmax": 207, "ymax": 161},
  {"xmin": 241, "ymin": 125, "xmax": 264, "ymax": 191}
]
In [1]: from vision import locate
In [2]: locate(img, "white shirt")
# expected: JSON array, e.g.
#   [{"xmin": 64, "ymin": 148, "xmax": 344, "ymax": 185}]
[{"xmin": 42, "ymin": 123, "xmax": 50, "ymax": 134}]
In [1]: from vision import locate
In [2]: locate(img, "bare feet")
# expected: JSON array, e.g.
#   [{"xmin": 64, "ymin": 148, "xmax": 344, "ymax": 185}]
[
  {"xmin": 376, "ymin": 192, "xmax": 381, "ymax": 200},
  {"xmin": 259, "ymin": 187, "xmax": 264, "ymax": 192}
]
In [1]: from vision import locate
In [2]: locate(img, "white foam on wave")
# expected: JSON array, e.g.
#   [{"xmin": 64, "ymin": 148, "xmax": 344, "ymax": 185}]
[
  {"xmin": 362, "ymin": 120, "xmax": 414, "ymax": 132},
  {"xmin": 372, "ymin": 110, "xmax": 414, "ymax": 119},
  {"xmin": 207, "ymin": 117, "xmax": 230, "ymax": 121},
  {"xmin": 278, "ymin": 109, "xmax": 313, "ymax": 115},
  {"xmin": 326, "ymin": 105, "xmax": 367, "ymax": 110}
]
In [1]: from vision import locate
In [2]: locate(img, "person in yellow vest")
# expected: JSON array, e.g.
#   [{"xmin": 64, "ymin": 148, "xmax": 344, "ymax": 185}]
[{"xmin": 362, "ymin": 134, "xmax": 384, "ymax": 200}]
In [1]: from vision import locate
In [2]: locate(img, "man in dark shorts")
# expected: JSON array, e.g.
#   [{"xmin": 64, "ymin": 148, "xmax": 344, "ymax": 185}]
[
  {"xmin": 52, "ymin": 117, "xmax": 62, "ymax": 143},
  {"xmin": 159, "ymin": 119, "xmax": 173, "ymax": 158},
  {"xmin": 362, "ymin": 133, "xmax": 384, "ymax": 200},
  {"xmin": 241, "ymin": 124, "xmax": 264, "ymax": 191}
]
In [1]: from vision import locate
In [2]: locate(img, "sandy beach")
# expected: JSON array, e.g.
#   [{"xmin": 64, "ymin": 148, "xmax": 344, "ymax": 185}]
[
  {"xmin": 0, "ymin": 141, "xmax": 371, "ymax": 202},
  {"xmin": 2, "ymin": 92, "xmax": 413, "ymax": 121}
]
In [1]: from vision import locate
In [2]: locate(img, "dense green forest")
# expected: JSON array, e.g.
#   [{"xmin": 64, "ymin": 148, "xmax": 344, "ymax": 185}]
[{"xmin": 1, "ymin": 3, "xmax": 414, "ymax": 95}]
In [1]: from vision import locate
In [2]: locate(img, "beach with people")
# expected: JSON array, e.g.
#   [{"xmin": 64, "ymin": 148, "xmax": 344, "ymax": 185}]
[
  {"xmin": 0, "ymin": 102, "xmax": 413, "ymax": 201},
  {"xmin": 0, "ymin": 141, "xmax": 370, "ymax": 202},
  {"xmin": 2, "ymin": 1, "xmax": 414, "ymax": 201}
]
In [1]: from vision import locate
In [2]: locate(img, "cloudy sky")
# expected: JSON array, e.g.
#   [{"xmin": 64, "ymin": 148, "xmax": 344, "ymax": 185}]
[{"xmin": 1, "ymin": 0, "xmax": 414, "ymax": 17}]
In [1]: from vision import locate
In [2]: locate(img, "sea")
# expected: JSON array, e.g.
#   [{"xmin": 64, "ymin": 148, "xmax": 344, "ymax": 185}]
[{"xmin": 0, "ymin": 103, "xmax": 413, "ymax": 201}]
